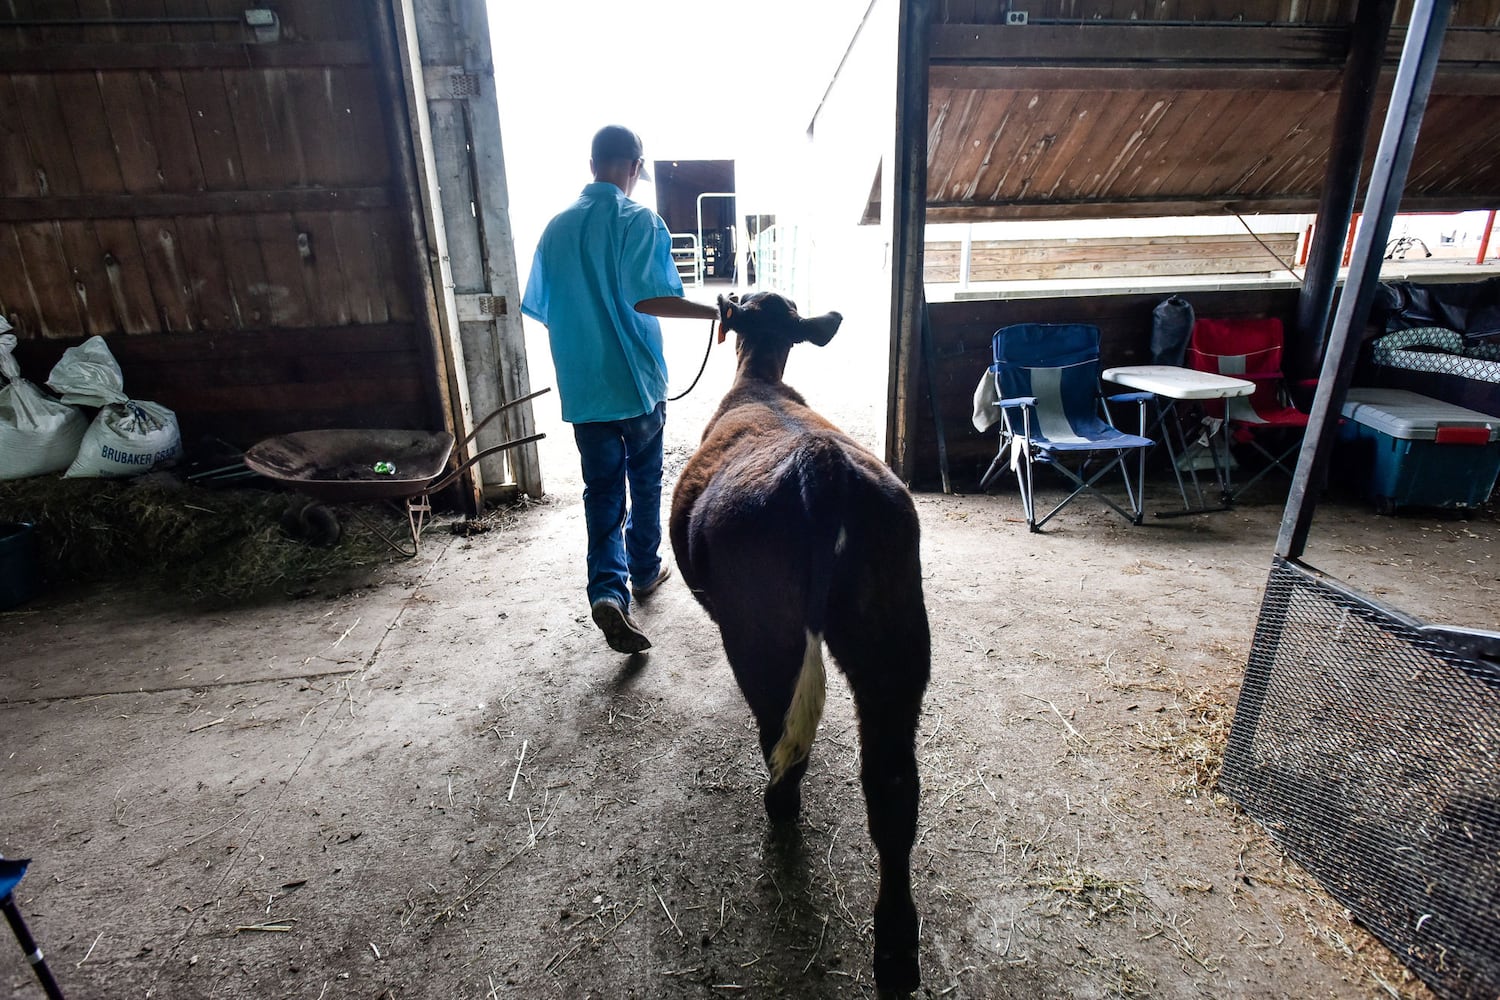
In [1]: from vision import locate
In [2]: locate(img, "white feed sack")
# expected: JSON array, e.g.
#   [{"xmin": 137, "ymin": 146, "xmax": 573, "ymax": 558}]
[
  {"xmin": 0, "ymin": 327, "xmax": 89, "ymax": 480},
  {"xmin": 46, "ymin": 335, "xmax": 183, "ymax": 478}
]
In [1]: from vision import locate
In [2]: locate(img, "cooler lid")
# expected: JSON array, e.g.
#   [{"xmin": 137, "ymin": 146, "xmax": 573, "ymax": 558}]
[{"xmin": 1341, "ymin": 388, "xmax": 1500, "ymax": 442}]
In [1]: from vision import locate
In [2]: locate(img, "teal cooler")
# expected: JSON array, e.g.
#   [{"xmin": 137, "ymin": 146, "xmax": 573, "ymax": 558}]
[
  {"xmin": 1339, "ymin": 388, "xmax": 1500, "ymax": 511},
  {"xmin": 0, "ymin": 521, "xmax": 38, "ymax": 610}
]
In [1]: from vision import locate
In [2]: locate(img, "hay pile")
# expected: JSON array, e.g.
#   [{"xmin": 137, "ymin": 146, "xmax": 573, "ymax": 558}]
[{"xmin": 0, "ymin": 475, "xmax": 402, "ymax": 605}]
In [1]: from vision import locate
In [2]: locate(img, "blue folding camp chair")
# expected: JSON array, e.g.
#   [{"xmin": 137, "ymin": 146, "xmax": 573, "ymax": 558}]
[
  {"xmin": 978, "ymin": 323, "xmax": 1154, "ymax": 532},
  {"xmin": 1, "ymin": 855, "xmax": 64, "ymax": 999}
]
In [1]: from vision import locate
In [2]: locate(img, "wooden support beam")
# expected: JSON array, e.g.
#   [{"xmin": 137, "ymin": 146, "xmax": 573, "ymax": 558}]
[
  {"xmin": 0, "ymin": 41, "xmax": 368, "ymax": 71},
  {"xmin": 930, "ymin": 23, "xmax": 1352, "ymax": 66},
  {"xmin": 886, "ymin": 0, "xmax": 931, "ymax": 481},
  {"xmin": 924, "ymin": 192, "xmax": 1500, "ymax": 222},
  {"xmin": 928, "ymin": 23, "xmax": 1500, "ymax": 93},
  {"xmin": 0, "ymin": 188, "xmax": 391, "ymax": 222}
]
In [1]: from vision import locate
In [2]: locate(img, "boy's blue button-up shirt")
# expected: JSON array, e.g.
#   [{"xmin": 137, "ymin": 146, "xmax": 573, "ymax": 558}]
[{"xmin": 521, "ymin": 182, "xmax": 685, "ymax": 423}]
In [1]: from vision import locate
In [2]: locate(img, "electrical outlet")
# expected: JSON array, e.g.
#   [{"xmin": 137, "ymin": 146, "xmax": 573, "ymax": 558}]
[{"xmin": 1006, "ymin": 10, "xmax": 1029, "ymax": 24}]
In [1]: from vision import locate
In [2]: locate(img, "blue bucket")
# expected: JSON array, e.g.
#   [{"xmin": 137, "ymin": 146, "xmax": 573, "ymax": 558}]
[{"xmin": 0, "ymin": 522, "xmax": 38, "ymax": 611}]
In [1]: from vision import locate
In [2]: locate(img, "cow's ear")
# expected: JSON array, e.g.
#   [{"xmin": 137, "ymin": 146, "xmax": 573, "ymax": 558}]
[
  {"xmin": 798, "ymin": 311, "xmax": 842, "ymax": 347},
  {"xmin": 717, "ymin": 294, "xmax": 738, "ymax": 328}
]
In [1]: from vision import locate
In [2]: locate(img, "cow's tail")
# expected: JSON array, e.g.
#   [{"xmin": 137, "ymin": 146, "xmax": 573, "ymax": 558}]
[{"xmin": 767, "ymin": 436, "xmax": 847, "ymax": 784}]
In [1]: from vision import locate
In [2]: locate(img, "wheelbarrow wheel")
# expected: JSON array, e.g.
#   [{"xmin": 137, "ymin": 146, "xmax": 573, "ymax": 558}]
[{"xmin": 280, "ymin": 498, "xmax": 343, "ymax": 548}]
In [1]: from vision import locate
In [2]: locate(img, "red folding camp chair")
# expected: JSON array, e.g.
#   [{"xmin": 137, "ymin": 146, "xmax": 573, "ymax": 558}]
[{"xmin": 1185, "ymin": 317, "xmax": 1312, "ymax": 497}]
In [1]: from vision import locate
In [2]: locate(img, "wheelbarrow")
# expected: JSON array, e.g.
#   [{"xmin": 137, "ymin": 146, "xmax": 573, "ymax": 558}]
[{"xmin": 242, "ymin": 388, "xmax": 549, "ymax": 556}]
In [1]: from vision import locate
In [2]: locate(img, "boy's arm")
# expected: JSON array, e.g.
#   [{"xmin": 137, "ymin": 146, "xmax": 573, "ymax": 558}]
[{"xmin": 635, "ymin": 296, "xmax": 719, "ymax": 321}]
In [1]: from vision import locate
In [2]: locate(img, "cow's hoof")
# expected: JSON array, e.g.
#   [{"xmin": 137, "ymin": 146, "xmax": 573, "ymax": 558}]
[
  {"xmin": 873, "ymin": 946, "xmax": 919, "ymax": 996},
  {"xmin": 763, "ymin": 780, "xmax": 801, "ymax": 823}
]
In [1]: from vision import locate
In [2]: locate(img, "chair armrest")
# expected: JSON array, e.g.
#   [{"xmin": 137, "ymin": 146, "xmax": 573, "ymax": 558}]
[
  {"xmin": 1105, "ymin": 391, "xmax": 1153, "ymax": 405},
  {"xmin": 998, "ymin": 395, "xmax": 1036, "ymax": 409}
]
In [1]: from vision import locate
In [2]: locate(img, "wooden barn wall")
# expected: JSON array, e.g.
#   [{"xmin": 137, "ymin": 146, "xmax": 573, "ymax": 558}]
[
  {"xmin": 916, "ymin": 287, "xmax": 1305, "ymax": 492},
  {"xmin": 0, "ymin": 0, "xmax": 436, "ymax": 448}
]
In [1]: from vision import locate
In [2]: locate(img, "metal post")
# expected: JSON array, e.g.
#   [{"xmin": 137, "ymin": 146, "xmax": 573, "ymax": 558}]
[
  {"xmin": 1276, "ymin": 0, "xmax": 1453, "ymax": 560},
  {"xmin": 959, "ymin": 224, "xmax": 972, "ymax": 292},
  {"xmin": 696, "ymin": 192, "xmax": 736, "ymax": 283}
]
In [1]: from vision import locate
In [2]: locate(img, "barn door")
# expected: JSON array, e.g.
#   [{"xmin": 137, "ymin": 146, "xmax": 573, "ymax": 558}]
[{"xmin": 386, "ymin": 0, "xmax": 543, "ymax": 504}]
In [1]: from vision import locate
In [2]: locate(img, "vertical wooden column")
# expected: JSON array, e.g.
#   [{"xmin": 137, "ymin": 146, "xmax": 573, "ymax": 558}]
[
  {"xmin": 409, "ymin": 0, "xmax": 543, "ymax": 501},
  {"xmin": 1290, "ymin": 0, "xmax": 1396, "ymax": 382},
  {"xmin": 885, "ymin": 0, "xmax": 931, "ymax": 481},
  {"xmin": 376, "ymin": 0, "xmax": 483, "ymax": 514}
]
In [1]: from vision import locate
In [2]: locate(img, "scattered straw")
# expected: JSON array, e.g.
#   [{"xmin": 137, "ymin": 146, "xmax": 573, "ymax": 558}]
[
  {"xmin": 1135, "ymin": 686, "xmax": 1233, "ymax": 791},
  {"xmin": 0, "ymin": 476, "xmax": 404, "ymax": 605}
]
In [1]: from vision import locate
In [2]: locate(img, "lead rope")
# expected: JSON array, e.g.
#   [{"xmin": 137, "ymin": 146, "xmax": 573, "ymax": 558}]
[{"xmin": 667, "ymin": 318, "xmax": 719, "ymax": 402}]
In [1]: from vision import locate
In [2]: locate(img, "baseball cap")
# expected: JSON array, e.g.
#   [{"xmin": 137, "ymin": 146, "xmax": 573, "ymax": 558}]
[{"xmin": 591, "ymin": 124, "xmax": 652, "ymax": 181}]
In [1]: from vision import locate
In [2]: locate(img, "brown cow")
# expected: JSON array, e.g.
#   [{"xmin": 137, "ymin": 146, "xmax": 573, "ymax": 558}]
[{"xmin": 669, "ymin": 291, "xmax": 931, "ymax": 994}]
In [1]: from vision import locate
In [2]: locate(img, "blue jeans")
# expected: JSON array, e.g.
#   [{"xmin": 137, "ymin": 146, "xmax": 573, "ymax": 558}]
[{"xmin": 572, "ymin": 402, "xmax": 666, "ymax": 608}]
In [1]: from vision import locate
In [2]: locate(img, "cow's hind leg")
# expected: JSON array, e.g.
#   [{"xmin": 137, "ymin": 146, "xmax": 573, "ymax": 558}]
[
  {"xmin": 831, "ymin": 611, "xmax": 928, "ymax": 995},
  {"xmin": 720, "ymin": 622, "xmax": 825, "ymax": 824}
]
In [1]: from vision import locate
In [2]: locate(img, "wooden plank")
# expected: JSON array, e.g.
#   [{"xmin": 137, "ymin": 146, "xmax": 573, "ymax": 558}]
[
  {"xmin": 275, "ymin": 0, "xmax": 368, "ymax": 42},
  {"xmin": 223, "ymin": 68, "xmax": 306, "ymax": 189},
  {"xmin": 1112, "ymin": 90, "xmax": 1212, "ymax": 201},
  {"xmin": 330, "ymin": 210, "xmax": 391, "ymax": 325},
  {"xmin": 974, "ymin": 89, "xmax": 1073, "ymax": 202},
  {"xmin": 91, "ymin": 219, "xmax": 158, "ymax": 335},
  {"xmin": 10, "ymin": 73, "xmax": 83, "ymax": 196},
  {"xmin": 97, "ymin": 70, "xmax": 166, "ymax": 194},
  {"xmin": 290, "ymin": 210, "xmax": 351, "ymax": 326},
  {"xmin": 132, "ymin": 217, "xmax": 196, "ymax": 332},
  {"xmin": 929, "ymin": 23, "xmax": 1352, "ymax": 66},
  {"xmin": 0, "ymin": 188, "xmax": 394, "ymax": 221},
  {"xmin": 212, "ymin": 213, "xmax": 274, "ymax": 328},
  {"xmin": 340, "ymin": 67, "xmax": 393, "ymax": 185},
  {"xmin": 12, "ymin": 222, "xmax": 85, "ymax": 337},
  {"xmin": 941, "ymin": 232, "xmax": 1301, "ymax": 255},
  {"xmin": 54, "ymin": 221, "xmax": 117, "ymax": 335},
  {"xmin": 251, "ymin": 212, "xmax": 314, "ymax": 327},
  {"xmin": 1138, "ymin": 91, "xmax": 1239, "ymax": 200},
  {"xmin": 926, "ymin": 88, "xmax": 989, "ymax": 203},
  {"xmin": 0, "ymin": 227, "xmax": 40, "ymax": 331},
  {"xmin": 924, "ymin": 236, "xmax": 1301, "ymax": 282},
  {"xmin": 11, "ymin": 324, "xmax": 423, "ymax": 364},
  {"xmin": 0, "ymin": 42, "xmax": 371, "ymax": 72},
  {"xmin": 930, "ymin": 64, "xmax": 1347, "ymax": 92},
  {"xmin": 281, "ymin": 67, "xmax": 340, "ymax": 187},
  {"xmin": 172, "ymin": 400, "xmax": 429, "ymax": 444},
  {"xmin": 1010, "ymin": 90, "xmax": 1093, "ymax": 201},
  {"xmin": 172, "ymin": 215, "xmax": 236, "ymax": 329},
  {"xmin": 138, "ymin": 68, "xmax": 208, "ymax": 191},
  {"xmin": 51, "ymin": 70, "xmax": 126, "ymax": 194},
  {"xmin": 179, "ymin": 68, "xmax": 245, "ymax": 189},
  {"xmin": 363, "ymin": 208, "xmax": 413, "ymax": 323},
  {"xmin": 0, "ymin": 76, "xmax": 39, "ymax": 197},
  {"xmin": 138, "ymin": 376, "xmax": 426, "ymax": 415},
  {"xmin": 123, "ymin": 351, "xmax": 426, "ymax": 394}
]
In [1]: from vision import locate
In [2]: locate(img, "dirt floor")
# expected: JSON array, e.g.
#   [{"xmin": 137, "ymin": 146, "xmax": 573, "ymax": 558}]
[{"xmin": 3, "ymin": 305, "xmax": 1498, "ymax": 1000}]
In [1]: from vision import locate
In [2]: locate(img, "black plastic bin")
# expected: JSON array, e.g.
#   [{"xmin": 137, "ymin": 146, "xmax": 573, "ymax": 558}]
[{"xmin": 0, "ymin": 521, "xmax": 38, "ymax": 611}]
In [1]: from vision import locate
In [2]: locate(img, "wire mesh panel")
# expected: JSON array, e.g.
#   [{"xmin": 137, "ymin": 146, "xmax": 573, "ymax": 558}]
[{"xmin": 1220, "ymin": 557, "xmax": 1499, "ymax": 1000}]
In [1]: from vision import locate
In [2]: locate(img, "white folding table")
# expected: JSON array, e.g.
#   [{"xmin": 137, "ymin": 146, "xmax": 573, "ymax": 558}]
[{"xmin": 1102, "ymin": 365, "xmax": 1256, "ymax": 515}]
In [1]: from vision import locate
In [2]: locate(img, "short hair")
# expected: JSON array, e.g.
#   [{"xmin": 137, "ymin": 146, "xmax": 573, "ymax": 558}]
[{"xmin": 591, "ymin": 125, "xmax": 644, "ymax": 165}]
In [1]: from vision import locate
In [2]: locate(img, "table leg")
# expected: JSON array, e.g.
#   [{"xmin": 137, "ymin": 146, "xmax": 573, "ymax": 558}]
[{"xmin": 1155, "ymin": 404, "xmax": 1236, "ymax": 518}]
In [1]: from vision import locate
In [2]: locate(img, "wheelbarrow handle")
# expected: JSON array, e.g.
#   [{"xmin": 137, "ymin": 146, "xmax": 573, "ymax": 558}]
[
  {"xmin": 460, "ymin": 387, "xmax": 552, "ymax": 449},
  {"xmin": 429, "ymin": 432, "xmax": 547, "ymax": 493}
]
